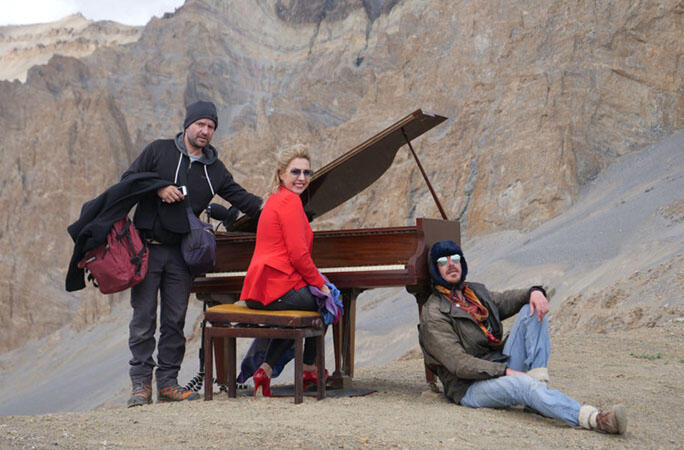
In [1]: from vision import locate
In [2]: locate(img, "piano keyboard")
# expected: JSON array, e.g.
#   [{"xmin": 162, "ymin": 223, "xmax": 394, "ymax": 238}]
[{"xmin": 205, "ymin": 264, "xmax": 406, "ymax": 278}]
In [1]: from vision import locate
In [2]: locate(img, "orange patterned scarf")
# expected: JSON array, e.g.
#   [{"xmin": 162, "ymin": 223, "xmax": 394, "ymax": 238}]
[{"xmin": 435, "ymin": 284, "xmax": 502, "ymax": 347}]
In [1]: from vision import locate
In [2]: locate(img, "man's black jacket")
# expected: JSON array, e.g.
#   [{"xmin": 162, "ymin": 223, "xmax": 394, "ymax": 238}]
[{"xmin": 65, "ymin": 172, "xmax": 173, "ymax": 292}]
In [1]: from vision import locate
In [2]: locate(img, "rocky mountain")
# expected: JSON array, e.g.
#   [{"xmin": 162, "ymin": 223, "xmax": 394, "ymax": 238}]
[
  {"xmin": 0, "ymin": 0, "xmax": 682, "ymax": 357},
  {"xmin": 0, "ymin": 13, "xmax": 142, "ymax": 83}
]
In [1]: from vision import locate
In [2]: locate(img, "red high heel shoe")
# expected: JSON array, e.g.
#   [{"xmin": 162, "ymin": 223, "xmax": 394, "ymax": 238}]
[
  {"xmin": 253, "ymin": 368, "xmax": 272, "ymax": 397},
  {"xmin": 303, "ymin": 368, "xmax": 329, "ymax": 390}
]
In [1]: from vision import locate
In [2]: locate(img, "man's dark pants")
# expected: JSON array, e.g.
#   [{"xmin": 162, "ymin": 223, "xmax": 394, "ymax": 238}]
[{"xmin": 128, "ymin": 244, "xmax": 192, "ymax": 389}]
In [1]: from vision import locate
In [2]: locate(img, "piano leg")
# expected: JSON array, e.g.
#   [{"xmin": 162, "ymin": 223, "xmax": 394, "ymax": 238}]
[
  {"xmin": 344, "ymin": 288, "xmax": 360, "ymax": 378},
  {"xmin": 331, "ymin": 316, "xmax": 343, "ymax": 386},
  {"xmin": 417, "ymin": 301, "xmax": 440, "ymax": 392},
  {"xmin": 330, "ymin": 288, "xmax": 361, "ymax": 388}
]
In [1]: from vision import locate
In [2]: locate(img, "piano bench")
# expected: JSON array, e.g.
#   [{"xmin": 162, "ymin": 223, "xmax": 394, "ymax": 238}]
[{"xmin": 203, "ymin": 303, "xmax": 326, "ymax": 404}]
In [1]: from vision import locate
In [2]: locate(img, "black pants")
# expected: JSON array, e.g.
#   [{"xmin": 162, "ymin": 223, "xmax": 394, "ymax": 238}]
[{"xmin": 246, "ymin": 286, "xmax": 320, "ymax": 368}]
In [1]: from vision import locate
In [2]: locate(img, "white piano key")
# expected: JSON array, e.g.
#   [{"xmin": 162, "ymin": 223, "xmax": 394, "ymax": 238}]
[{"xmin": 205, "ymin": 264, "xmax": 406, "ymax": 278}]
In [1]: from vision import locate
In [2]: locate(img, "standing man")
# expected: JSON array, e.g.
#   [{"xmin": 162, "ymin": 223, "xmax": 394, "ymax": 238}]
[{"xmin": 122, "ymin": 101, "xmax": 262, "ymax": 407}]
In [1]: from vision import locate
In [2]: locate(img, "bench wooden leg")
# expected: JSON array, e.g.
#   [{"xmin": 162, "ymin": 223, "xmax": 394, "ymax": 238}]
[
  {"xmin": 294, "ymin": 333, "xmax": 304, "ymax": 404},
  {"xmin": 316, "ymin": 333, "xmax": 325, "ymax": 400},
  {"xmin": 214, "ymin": 337, "xmax": 226, "ymax": 385},
  {"xmin": 204, "ymin": 328, "xmax": 214, "ymax": 401},
  {"xmin": 227, "ymin": 336, "xmax": 237, "ymax": 398}
]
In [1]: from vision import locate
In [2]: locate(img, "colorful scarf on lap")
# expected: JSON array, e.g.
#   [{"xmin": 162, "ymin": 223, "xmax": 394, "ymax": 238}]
[{"xmin": 436, "ymin": 284, "xmax": 502, "ymax": 347}]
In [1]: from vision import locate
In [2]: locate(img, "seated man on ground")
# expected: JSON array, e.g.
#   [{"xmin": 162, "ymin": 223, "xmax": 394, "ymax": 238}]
[{"xmin": 418, "ymin": 240, "xmax": 627, "ymax": 435}]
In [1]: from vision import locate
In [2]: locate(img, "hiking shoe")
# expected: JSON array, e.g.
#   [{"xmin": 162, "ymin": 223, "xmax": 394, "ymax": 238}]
[
  {"xmin": 158, "ymin": 384, "xmax": 200, "ymax": 403},
  {"xmin": 127, "ymin": 383, "xmax": 152, "ymax": 408},
  {"xmin": 595, "ymin": 404, "xmax": 627, "ymax": 434}
]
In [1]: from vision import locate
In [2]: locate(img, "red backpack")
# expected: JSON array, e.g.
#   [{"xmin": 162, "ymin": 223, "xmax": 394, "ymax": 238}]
[{"xmin": 77, "ymin": 217, "xmax": 148, "ymax": 294}]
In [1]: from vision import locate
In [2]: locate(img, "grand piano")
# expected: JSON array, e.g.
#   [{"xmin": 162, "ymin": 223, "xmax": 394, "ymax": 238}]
[{"xmin": 192, "ymin": 109, "xmax": 460, "ymax": 387}]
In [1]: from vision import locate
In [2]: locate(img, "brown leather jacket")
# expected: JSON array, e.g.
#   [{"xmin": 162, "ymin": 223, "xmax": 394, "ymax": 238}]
[{"xmin": 418, "ymin": 282, "xmax": 530, "ymax": 403}]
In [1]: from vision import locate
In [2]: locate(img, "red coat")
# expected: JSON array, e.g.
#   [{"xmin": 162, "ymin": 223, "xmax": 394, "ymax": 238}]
[{"xmin": 240, "ymin": 186, "xmax": 326, "ymax": 305}]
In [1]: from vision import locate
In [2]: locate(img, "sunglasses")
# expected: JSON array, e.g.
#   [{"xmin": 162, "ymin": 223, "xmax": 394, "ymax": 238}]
[
  {"xmin": 437, "ymin": 254, "xmax": 461, "ymax": 266},
  {"xmin": 289, "ymin": 168, "xmax": 314, "ymax": 178}
]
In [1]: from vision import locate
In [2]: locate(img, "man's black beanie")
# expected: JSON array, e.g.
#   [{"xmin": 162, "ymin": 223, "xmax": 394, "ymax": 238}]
[
  {"xmin": 428, "ymin": 240, "xmax": 468, "ymax": 290},
  {"xmin": 183, "ymin": 101, "xmax": 218, "ymax": 130}
]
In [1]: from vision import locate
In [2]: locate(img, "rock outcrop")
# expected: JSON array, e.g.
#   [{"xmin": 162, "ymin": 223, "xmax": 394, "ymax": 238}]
[
  {"xmin": 0, "ymin": 13, "xmax": 142, "ymax": 82},
  {"xmin": 0, "ymin": 0, "xmax": 682, "ymax": 352}
]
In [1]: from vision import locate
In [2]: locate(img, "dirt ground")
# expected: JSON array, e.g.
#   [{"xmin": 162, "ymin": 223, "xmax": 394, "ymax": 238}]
[{"xmin": 1, "ymin": 323, "xmax": 682, "ymax": 449}]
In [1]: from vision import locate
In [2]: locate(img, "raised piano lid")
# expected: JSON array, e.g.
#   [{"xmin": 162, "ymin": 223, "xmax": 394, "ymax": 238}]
[
  {"xmin": 231, "ymin": 109, "xmax": 447, "ymax": 230},
  {"xmin": 302, "ymin": 109, "xmax": 446, "ymax": 219}
]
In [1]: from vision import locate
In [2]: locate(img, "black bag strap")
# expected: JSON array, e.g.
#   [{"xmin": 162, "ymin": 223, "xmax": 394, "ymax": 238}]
[
  {"xmin": 120, "ymin": 219, "xmax": 147, "ymax": 276},
  {"xmin": 115, "ymin": 219, "xmax": 131, "ymax": 241},
  {"xmin": 130, "ymin": 244, "xmax": 147, "ymax": 276}
]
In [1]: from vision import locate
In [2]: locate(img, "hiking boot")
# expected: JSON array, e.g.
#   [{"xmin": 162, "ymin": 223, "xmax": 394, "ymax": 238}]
[
  {"xmin": 158, "ymin": 384, "xmax": 200, "ymax": 403},
  {"xmin": 579, "ymin": 404, "xmax": 627, "ymax": 435},
  {"xmin": 127, "ymin": 383, "xmax": 152, "ymax": 408}
]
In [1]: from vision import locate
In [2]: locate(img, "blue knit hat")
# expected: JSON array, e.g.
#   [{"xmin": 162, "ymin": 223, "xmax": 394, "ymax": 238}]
[
  {"xmin": 183, "ymin": 101, "xmax": 218, "ymax": 130},
  {"xmin": 428, "ymin": 240, "xmax": 468, "ymax": 290}
]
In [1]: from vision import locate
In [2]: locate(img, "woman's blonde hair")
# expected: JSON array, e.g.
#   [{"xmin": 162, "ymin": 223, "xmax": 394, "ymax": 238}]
[{"xmin": 269, "ymin": 144, "xmax": 312, "ymax": 194}]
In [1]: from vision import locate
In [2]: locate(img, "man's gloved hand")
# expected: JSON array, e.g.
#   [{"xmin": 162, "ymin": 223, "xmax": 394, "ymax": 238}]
[
  {"xmin": 207, "ymin": 203, "xmax": 240, "ymax": 231},
  {"xmin": 220, "ymin": 206, "xmax": 240, "ymax": 230},
  {"xmin": 227, "ymin": 208, "xmax": 261, "ymax": 232}
]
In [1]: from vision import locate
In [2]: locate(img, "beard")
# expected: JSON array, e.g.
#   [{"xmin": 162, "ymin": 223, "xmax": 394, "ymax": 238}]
[{"xmin": 187, "ymin": 133, "xmax": 209, "ymax": 149}]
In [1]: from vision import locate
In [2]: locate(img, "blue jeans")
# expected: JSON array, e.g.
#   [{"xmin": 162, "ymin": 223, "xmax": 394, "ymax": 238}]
[{"xmin": 460, "ymin": 305, "xmax": 581, "ymax": 426}]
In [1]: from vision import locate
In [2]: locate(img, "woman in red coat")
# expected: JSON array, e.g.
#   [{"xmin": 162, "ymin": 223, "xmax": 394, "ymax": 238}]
[{"xmin": 240, "ymin": 145, "xmax": 331, "ymax": 396}]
